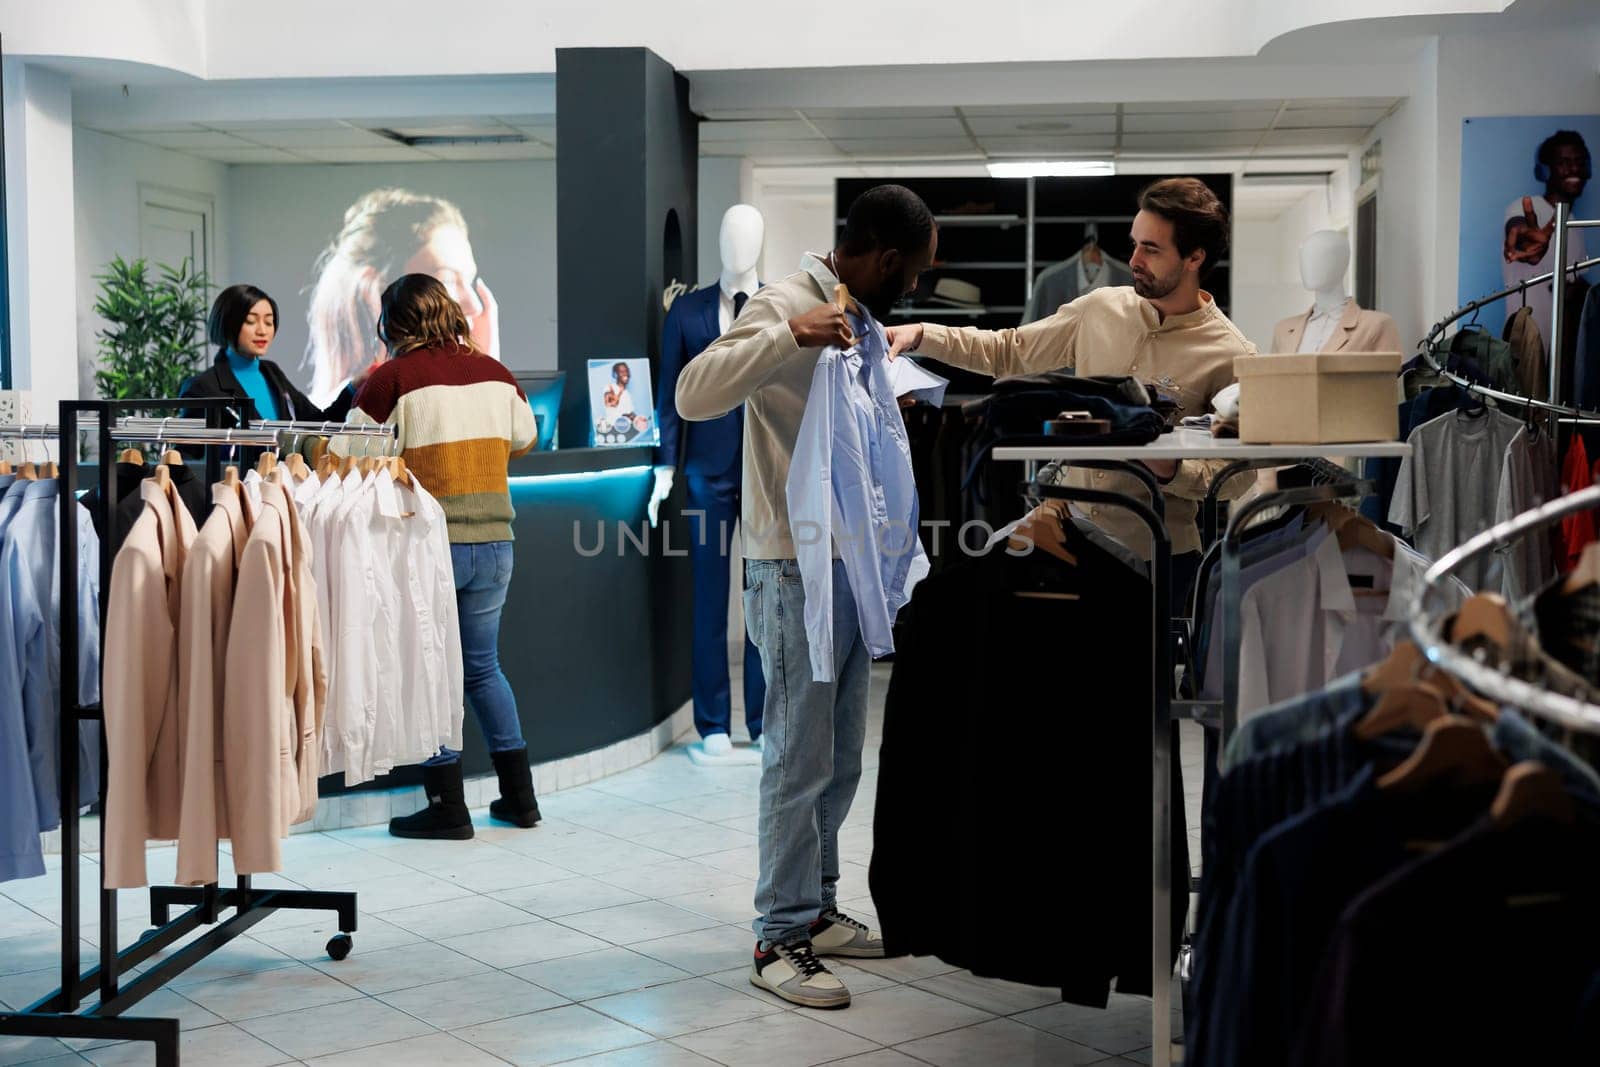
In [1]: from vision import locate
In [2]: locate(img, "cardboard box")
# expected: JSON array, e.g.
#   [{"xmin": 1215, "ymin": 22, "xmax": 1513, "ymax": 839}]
[{"xmin": 1234, "ymin": 352, "xmax": 1401, "ymax": 444}]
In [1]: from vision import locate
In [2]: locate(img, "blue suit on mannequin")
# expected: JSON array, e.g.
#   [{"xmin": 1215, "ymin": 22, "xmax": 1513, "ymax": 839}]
[{"xmin": 658, "ymin": 283, "xmax": 766, "ymax": 743}]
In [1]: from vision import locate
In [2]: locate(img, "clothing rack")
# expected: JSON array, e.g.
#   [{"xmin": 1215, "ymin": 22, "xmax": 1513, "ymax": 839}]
[
  {"xmin": 1028, "ymin": 470, "xmax": 1176, "ymax": 1067},
  {"xmin": 1410, "ymin": 481, "xmax": 1600, "ymax": 734},
  {"xmin": 0, "ymin": 399, "xmax": 367, "ymax": 1067}
]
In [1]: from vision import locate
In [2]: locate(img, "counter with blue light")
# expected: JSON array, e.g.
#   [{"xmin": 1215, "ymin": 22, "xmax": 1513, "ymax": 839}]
[{"xmin": 460, "ymin": 444, "xmax": 696, "ymax": 777}]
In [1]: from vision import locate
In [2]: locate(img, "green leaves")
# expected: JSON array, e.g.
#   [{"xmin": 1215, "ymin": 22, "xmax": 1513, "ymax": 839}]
[{"xmin": 92, "ymin": 255, "xmax": 212, "ymax": 409}]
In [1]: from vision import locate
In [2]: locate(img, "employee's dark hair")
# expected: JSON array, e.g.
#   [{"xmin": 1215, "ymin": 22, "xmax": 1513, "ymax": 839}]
[
  {"xmin": 208, "ymin": 284, "xmax": 280, "ymax": 357},
  {"xmin": 1538, "ymin": 130, "xmax": 1591, "ymax": 169},
  {"xmin": 377, "ymin": 273, "xmax": 476, "ymax": 359},
  {"xmin": 839, "ymin": 184, "xmax": 936, "ymax": 257},
  {"xmin": 1137, "ymin": 177, "xmax": 1231, "ymax": 280}
]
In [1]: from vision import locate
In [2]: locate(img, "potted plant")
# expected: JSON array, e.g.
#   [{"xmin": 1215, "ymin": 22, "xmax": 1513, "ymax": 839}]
[{"xmin": 91, "ymin": 255, "xmax": 212, "ymax": 406}]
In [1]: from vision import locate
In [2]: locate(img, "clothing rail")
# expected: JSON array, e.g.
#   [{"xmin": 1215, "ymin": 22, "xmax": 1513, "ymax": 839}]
[
  {"xmin": 1410, "ymin": 482, "xmax": 1600, "ymax": 735},
  {"xmin": 0, "ymin": 398, "xmax": 359, "ymax": 1067}
]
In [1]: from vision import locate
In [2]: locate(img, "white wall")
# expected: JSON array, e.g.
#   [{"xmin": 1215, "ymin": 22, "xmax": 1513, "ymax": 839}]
[
  {"xmin": 1231, "ymin": 188, "xmax": 1337, "ymax": 351},
  {"xmin": 73, "ymin": 127, "xmax": 231, "ymax": 400},
  {"xmin": 5, "ymin": 61, "xmax": 79, "ymax": 409},
  {"xmin": 224, "ymin": 160, "xmax": 559, "ymax": 380}
]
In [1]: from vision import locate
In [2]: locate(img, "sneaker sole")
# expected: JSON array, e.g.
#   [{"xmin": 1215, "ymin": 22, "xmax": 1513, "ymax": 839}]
[{"xmin": 749, "ymin": 971, "xmax": 851, "ymax": 1010}]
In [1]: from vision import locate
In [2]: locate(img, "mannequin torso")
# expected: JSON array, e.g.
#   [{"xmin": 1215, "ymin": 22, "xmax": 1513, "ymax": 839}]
[{"xmin": 1272, "ymin": 229, "xmax": 1401, "ymax": 354}]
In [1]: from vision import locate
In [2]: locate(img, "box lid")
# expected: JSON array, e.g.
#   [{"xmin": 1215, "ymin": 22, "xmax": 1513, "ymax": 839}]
[{"xmin": 1234, "ymin": 351, "xmax": 1402, "ymax": 377}]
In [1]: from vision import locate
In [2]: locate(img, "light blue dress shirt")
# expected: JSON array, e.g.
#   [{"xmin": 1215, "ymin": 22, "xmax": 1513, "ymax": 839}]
[
  {"xmin": 0, "ymin": 480, "xmax": 101, "ymax": 884},
  {"xmin": 787, "ymin": 304, "xmax": 929, "ymax": 682}
]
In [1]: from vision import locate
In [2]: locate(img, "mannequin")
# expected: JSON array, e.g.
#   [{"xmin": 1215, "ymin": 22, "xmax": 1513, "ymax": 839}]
[
  {"xmin": 1271, "ymin": 230, "xmax": 1401, "ymax": 354},
  {"xmin": 654, "ymin": 205, "xmax": 767, "ymax": 766}
]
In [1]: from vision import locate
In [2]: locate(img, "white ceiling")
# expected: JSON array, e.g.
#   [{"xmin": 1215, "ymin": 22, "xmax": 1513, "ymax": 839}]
[
  {"xmin": 699, "ymin": 98, "xmax": 1400, "ymax": 165},
  {"xmin": 80, "ymin": 115, "xmax": 557, "ymax": 163},
  {"xmin": 80, "ymin": 97, "xmax": 1395, "ymax": 166}
]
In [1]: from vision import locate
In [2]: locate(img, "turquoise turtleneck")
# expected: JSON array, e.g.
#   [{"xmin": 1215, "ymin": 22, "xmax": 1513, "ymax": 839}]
[{"xmin": 225, "ymin": 348, "xmax": 280, "ymax": 420}]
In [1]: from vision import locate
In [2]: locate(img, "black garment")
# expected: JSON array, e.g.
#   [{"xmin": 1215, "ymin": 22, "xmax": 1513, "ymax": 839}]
[
  {"xmin": 80, "ymin": 461, "xmax": 209, "ymax": 557},
  {"xmin": 178, "ymin": 352, "xmax": 354, "ymax": 458},
  {"xmin": 1292, "ymin": 816, "xmax": 1600, "ymax": 1067},
  {"xmin": 870, "ymin": 523, "xmax": 1188, "ymax": 1006},
  {"xmin": 1202, "ymin": 767, "xmax": 1498, "ymax": 1067},
  {"xmin": 732, "ymin": 291, "xmax": 748, "ymax": 320},
  {"xmin": 1534, "ymin": 577, "xmax": 1600, "ymax": 683}
]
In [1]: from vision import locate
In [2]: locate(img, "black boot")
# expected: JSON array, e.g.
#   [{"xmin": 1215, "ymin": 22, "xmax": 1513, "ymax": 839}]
[
  {"xmin": 489, "ymin": 747, "xmax": 541, "ymax": 828},
  {"xmin": 389, "ymin": 761, "xmax": 474, "ymax": 840}
]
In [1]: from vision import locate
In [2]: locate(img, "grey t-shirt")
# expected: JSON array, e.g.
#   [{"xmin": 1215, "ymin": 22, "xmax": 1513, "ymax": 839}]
[{"xmin": 1389, "ymin": 407, "xmax": 1524, "ymax": 592}]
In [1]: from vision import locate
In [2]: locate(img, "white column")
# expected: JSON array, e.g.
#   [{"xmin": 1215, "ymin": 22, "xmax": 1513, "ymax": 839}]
[{"xmin": 4, "ymin": 60, "xmax": 79, "ymax": 409}]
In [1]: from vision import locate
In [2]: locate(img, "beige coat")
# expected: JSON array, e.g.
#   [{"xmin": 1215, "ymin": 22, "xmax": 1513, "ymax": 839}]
[
  {"xmin": 102, "ymin": 479, "xmax": 198, "ymax": 889},
  {"xmin": 1272, "ymin": 301, "xmax": 1402, "ymax": 354},
  {"xmin": 224, "ymin": 479, "xmax": 326, "ymax": 876},
  {"xmin": 174, "ymin": 484, "xmax": 253, "ymax": 886}
]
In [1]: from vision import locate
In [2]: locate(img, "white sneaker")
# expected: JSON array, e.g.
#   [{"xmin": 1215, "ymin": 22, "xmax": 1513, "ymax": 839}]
[
  {"xmin": 809, "ymin": 909, "xmax": 885, "ymax": 958},
  {"xmin": 750, "ymin": 940, "xmax": 851, "ymax": 1009},
  {"xmin": 703, "ymin": 733, "xmax": 733, "ymax": 757}
]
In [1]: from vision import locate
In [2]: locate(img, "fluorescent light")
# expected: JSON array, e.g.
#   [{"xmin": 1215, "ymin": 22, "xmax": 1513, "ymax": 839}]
[{"xmin": 986, "ymin": 160, "xmax": 1115, "ymax": 178}]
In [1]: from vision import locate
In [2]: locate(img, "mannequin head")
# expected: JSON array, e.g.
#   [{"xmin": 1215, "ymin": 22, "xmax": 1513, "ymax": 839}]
[
  {"xmin": 719, "ymin": 205, "xmax": 765, "ymax": 276},
  {"xmin": 1298, "ymin": 230, "xmax": 1351, "ymax": 296}
]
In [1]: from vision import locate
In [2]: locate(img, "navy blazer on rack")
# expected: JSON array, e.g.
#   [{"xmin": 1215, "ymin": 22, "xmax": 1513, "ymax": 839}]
[{"xmin": 658, "ymin": 285, "xmax": 744, "ymax": 477}]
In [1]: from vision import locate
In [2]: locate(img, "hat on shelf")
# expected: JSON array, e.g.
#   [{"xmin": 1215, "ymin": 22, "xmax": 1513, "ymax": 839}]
[{"xmin": 928, "ymin": 278, "xmax": 983, "ymax": 308}]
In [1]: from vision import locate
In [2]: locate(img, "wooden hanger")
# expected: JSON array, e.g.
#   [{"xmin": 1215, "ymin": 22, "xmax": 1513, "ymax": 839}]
[
  {"xmin": 1490, "ymin": 761, "xmax": 1576, "ymax": 826},
  {"xmin": 256, "ymin": 451, "xmax": 277, "ymax": 476},
  {"xmin": 1361, "ymin": 641, "xmax": 1499, "ymax": 724},
  {"xmin": 1352, "ymin": 680, "xmax": 1449, "ymax": 741},
  {"xmin": 16, "ymin": 461, "xmax": 37, "ymax": 481},
  {"xmin": 150, "ymin": 462, "xmax": 172, "ymax": 491},
  {"xmin": 387, "ymin": 455, "xmax": 411, "ymax": 487},
  {"xmin": 833, "ymin": 282, "xmax": 862, "ymax": 317},
  {"xmin": 285, "ymin": 453, "xmax": 311, "ymax": 482},
  {"xmin": 0, "ymin": 460, "xmax": 10, "ymax": 476},
  {"xmin": 39, "ymin": 460, "xmax": 58, "ymax": 479},
  {"xmin": 1564, "ymin": 541, "xmax": 1600, "ymax": 595},
  {"xmin": 221, "ymin": 465, "xmax": 242, "ymax": 491},
  {"xmin": 316, "ymin": 451, "xmax": 338, "ymax": 479},
  {"xmin": 160, "ymin": 449, "xmax": 184, "ymax": 467},
  {"xmin": 1449, "ymin": 593, "xmax": 1516, "ymax": 652},
  {"xmin": 1009, "ymin": 501, "xmax": 1079, "ymax": 568},
  {"xmin": 339, "ymin": 455, "xmax": 360, "ymax": 478},
  {"xmin": 1376, "ymin": 717, "xmax": 1508, "ymax": 793},
  {"xmin": 117, "ymin": 448, "xmax": 144, "ymax": 466}
]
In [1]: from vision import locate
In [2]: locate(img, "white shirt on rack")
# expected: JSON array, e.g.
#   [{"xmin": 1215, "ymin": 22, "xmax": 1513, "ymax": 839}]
[{"xmin": 1299, "ymin": 299, "xmax": 1351, "ymax": 354}]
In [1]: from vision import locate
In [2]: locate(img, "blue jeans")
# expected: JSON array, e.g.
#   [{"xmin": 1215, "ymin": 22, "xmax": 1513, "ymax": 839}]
[
  {"xmin": 745, "ymin": 558, "xmax": 871, "ymax": 945},
  {"xmin": 425, "ymin": 541, "xmax": 526, "ymax": 767}
]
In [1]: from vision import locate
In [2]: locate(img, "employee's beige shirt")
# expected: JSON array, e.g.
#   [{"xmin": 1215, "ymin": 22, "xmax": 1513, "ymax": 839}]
[
  {"xmin": 675, "ymin": 253, "xmax": 842, "ymax": 559},
  {"xmin": 918, "ymin": 285, "xmax": 1257, "ymax": 557},
  {"xmin": 103, "ymin": 478, "xmax": 198, "ymax": 889}
]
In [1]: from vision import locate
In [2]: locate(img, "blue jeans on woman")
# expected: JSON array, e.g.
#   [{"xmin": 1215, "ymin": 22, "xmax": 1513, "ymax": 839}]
[{"xmin": 424, "ymin": 541, "xmax": 527, "ymax": 766}]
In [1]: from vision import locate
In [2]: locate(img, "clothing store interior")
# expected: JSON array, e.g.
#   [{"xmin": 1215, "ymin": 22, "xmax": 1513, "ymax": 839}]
[{"xmin": 3, "ymin": 1, "xmax": 1600, "ymax": 1065}]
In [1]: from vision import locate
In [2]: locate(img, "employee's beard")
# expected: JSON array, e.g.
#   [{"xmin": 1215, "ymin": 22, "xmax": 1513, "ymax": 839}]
[
  {"xmin": 1133, "ymin": 265, "xmax": 1185, "ymax": 301},
  {"xmin": 861, "ymin": 290, "xmax": 902, "ymax": 321}
]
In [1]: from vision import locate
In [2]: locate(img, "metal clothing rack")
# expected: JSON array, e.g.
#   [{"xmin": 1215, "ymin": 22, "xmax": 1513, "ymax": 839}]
[
  {"xmin": 1411, "ymin": 481, "xmax": 1600, "ymax": 734},
  {"xmin": 0, "ymin": 399, "xmax": 374, "ymax": 1067},
  {"xmin": 1027, "ymin": 468, "xmax": 1176, "ymax": 1066}
]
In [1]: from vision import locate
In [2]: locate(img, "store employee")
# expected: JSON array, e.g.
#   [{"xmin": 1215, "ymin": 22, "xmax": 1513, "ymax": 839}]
[{"xmin": 887, "ymin": 177, "xmax": 1256, "ymax": 584}]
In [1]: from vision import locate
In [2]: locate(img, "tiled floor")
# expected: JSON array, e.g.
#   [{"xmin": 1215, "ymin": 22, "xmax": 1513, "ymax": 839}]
[{"xmin": 0, "ymin": 665, "xmax": 1205, "ymax": 1066}]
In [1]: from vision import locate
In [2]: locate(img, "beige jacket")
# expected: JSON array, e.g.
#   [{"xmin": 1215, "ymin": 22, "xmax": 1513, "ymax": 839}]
[
  {"xmin": 174, "ymin": 484, "xmax": 253, "ymax": 886},
  {"xmin": 103, "ymin": 479, "xmax": 197, "ymax": 889},
  {"xmin": 1272, "ymin": 301, "xmax": 1402, "ymax": 354},
  {"xmin": 675, "ymin": 254, "xmax": 839, "ymax": 559},
  {"xmin": 224, "ymin": 479, "xmax": 326, "ymax": 875},
  {"xmin": 917, "ymin": 286, "xmax": 1256, "ymax": 557},
  {"xmin": 1504, "ymin": 304, "xmax": 1548, "ymax": 401}
]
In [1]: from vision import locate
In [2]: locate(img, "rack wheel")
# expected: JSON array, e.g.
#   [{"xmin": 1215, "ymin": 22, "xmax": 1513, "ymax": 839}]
[{"xmin": 326, "ymin": 934, "xmax": 353, "ymax": 961}]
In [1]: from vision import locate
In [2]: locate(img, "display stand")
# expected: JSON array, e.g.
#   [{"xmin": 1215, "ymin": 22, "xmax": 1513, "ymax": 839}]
[
  {"xmin": 0, "ymin": 399, "xmax": 394, "ymax": 1067},
  {"xmin": 995, "ymin": 432, "xmax": 1408, "ymax": 1067}
]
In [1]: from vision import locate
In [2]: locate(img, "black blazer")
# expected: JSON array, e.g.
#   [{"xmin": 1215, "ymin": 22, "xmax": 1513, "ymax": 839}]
[{"xmin": 178, "ymin": 352, "xmax": 355, "ymax": 430}]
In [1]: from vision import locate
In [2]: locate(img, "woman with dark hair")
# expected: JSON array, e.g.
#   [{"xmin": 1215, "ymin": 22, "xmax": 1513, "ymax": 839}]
[
  {"xmin": 180, "ymin": 283, "xmax": 358, "ymax": 430},
  {"xmin": 331, "ymin": 273, "xmax": 538, "ymax": 840}
]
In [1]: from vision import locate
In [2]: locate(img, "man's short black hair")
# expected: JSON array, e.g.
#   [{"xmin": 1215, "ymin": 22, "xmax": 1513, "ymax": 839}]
[
  {"xmin": 839, "ymin": 184, "xmax": 935, "ymax": 257},
  {"xmin": 1539, "ymin": 130, "xmax": 1591, "ymax": 167}
]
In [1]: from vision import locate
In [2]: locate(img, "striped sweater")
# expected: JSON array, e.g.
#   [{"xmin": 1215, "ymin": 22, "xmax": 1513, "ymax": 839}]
[{"xmin": 335, "ymin": 344, "xmax": 537, "ymax": 543}]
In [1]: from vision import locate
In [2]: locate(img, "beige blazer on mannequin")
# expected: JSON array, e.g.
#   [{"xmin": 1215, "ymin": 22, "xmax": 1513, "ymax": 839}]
[
  {"xmin": 224, "ymin": 479, "xmax": 326, "ymax": 876},
  {"xmin": 1272, "ymin": 301, "xmax": 1403, "ymax": 354},
  {"xmin": 174, "ymin": 483, "xmax": 254, "ymax": 886},
  {"xmin": 102, "ymin": 478, "xmax": 199, "ymax": 889}
]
